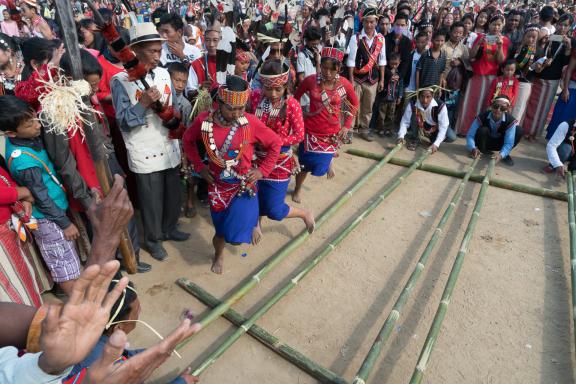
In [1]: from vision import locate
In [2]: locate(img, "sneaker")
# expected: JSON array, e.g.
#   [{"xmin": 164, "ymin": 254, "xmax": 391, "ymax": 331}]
[{"xmin": 501, "ymin": 155, "xmax": 514, "ymax": 166}]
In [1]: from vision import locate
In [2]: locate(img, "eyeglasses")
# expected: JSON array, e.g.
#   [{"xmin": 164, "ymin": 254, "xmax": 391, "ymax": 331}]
[{"xmin": 491, "ymin": 104, "xmax": 508, "ymax": 111}]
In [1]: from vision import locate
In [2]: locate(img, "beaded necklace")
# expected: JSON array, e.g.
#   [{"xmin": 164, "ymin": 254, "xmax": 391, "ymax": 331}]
[
  {"xmin": 255, "ymin": 97, "xmax": 284, "ymax": 122},
  {"xmin": 317, "ymin": 74, "xmax": 347, "ymax": 115},
  {"xmin": 201, "ymin": 110, "xmax": 250, "ymax": 174}
]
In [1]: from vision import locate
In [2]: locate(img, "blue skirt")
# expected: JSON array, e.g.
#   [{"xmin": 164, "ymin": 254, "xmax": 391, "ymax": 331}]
[
  {"xmin": 211, "ymin": 193, "xmax": 259, "ymax": 244},
  {"xmin": 547, "ymin": 88, "xmax": 576, "ymax": 140},
  {"xmin": 298, "ymin": 142, "xmax": 334, "ymax": 177},
  {"xmin": 258, "ymin": 179, "xmax": 290, "ymax": 221}
]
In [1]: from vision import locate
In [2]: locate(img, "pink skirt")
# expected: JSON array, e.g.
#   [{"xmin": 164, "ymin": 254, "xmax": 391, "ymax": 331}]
[
  {"xmin": 456, "ymin": 75, "xmax": 495, "ymax": 134},
  {"xmin": 522, "ymin": 78, "xmax": 560, "ymax": 137}
]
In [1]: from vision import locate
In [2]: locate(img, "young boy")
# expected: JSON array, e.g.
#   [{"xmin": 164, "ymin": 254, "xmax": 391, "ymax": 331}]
[
  {"xmin": 416, "ymin": 29, "xmax": 447, "ymax": 89},
  {"xmin": 484, "ymin": 60, "xmax": 519, "ymax": 109},
  {"xmin": 167, "ymin": 62, "xmax": 192, "ymax": 127},
  {"xmin": 407, "ymin": 33, "xmax": 430, "ymax": 92},
  {"xmin": 377, "ymin": 53, "xmax": 404, "ymax": 136},
  {"xmin": 398, "ymin": 88, "xmax": 451, "ymax": 152},
  {"xmin": 0, "ymin": 96, "xmax": 81, "ymax": 295}
]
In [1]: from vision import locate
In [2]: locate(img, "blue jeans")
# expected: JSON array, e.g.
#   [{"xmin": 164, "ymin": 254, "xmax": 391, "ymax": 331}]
[{"xmin": 558, "ymin": 143, "xmax": 572, "ymax": 163}]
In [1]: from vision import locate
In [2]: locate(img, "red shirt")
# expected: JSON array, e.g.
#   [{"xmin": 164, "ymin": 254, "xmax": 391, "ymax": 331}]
[
  {"xmin": 191, "ymin": 55, "xmax": 217, "ymax": 89},
  {"xmin": 183, "ymin": 111, "xmax": 281, "ymax": 178},
  {"xmin": 97, "ymin": 55, "xmax": 125, "ymax": 120},
  {"xmin": 485, "ymin": 76, "xmax": 519, "ymax": 108},
  {"xmin": 471, "ymin": 34, "xmax": 511, "ymax": 76},
  {"xmin": 293, "ymin": 75, "xmax": 359, "ymax": 136}
]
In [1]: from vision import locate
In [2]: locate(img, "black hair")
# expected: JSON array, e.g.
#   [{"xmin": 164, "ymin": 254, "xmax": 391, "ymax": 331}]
[
  {"xmin": 225, "ymin": 75, "xmax": 248, "ymax": 92},
  {"xmin": 461, "ymin": 13, "xmax": 475, "ymax": 24},
  {"xmin": 432, "ymin": 29, "xmax": 448, "ymax": 40},
  {"xmin": 108, "ymin": 280, "xmax": 137, "ymax": 325},
  {"xmin": 97, "ymin": 7, "xmax": 114, "ymax": 24},
  {"xmin": 501, "ymin": 59, "xmax": 517, "ymax": 71},
  {"xmin": 539, "ymin": 5, "xmax": 554, "ymax": 22},
  {"xmin": 559, "ymin": 13, "xmax": 574, "ymax": 25},
  {"xmin": 60, "ymin": 49, "xmax": 103, "ymax": 78},
  {"xmin": 185, "ymin": 14, "xmax": 195, "ymax": 23},
  {"xmin": 0, "ymin": 33, "xmax": 15, "ymax": 52},
  {"xmin": 394, "ymin": 13, "xmax": 409, "ymax": 23},
  {"xmin": 387, "ymin": 52, "xmax": 401, "ymax": 62},
  {"xmin": 151, "ymin": 7, "xmax": 168, "ymax": 27},
  {"xmin": 21, "ymin": 38, "xmax": 62, "ymax": 80},
  {"xmin": 167, "ymin": 62, "xmax": 189, "ymax": 77},
  {"xmin": 320, "ymin": 56, "xmax": 342, "ymax": 68},
  {"xmin": 0, "ymin": 95, "xmax": 35, "ymax": 133},
  {"xmin": 414, "ymin": 32, "xmax": 428, "ymax": 40},
  {"xmin": 450, "ymin": 21, "xmax": 465, "ymax": 32},
  {"xmin": 313, "ymin": 8, "xmax": 330, "ymax": 20},
  {"xmin": 304, "ymin": 26, "xmax": 322, "ymax": 41},
  {"xmin": 158, "ymin": 12, "xmax": 185, "ymax": 32}
]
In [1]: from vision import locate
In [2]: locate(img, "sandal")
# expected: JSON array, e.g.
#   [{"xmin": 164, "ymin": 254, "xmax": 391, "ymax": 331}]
[{"xmin": 406, "ymin": 142, "xmax": 418, "ymax": 151}]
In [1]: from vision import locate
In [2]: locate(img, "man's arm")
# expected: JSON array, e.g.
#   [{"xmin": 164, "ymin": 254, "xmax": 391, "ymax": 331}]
[
  {"xmin": 111, "ymin": 78, "xmax": 148, "ymax": 132},
  {"xmin": 500, "ymin": 124, "xmax": 517, "ymax": 158},
  {"xmin": 398, "ymin": 104, "xmax": 412, "ymax": 139},
  {"xmin": 466, "ymin": 119, "xmax": 481, "ymax": 151},
  {"xmin": 17, "ymin": 167, "xmax": 72, "ymax": 230},
  {"xmin": 433, "ymin": 106, "xmax": 450, "ymax": 148}
]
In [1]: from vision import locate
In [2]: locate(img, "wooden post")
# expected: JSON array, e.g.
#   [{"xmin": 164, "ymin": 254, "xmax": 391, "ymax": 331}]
[{"xmin": 53, "ymin": 0, "xmax": 138, "ymax": 274}]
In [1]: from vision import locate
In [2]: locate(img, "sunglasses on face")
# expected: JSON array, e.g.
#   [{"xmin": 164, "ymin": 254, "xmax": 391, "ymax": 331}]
[
  {"xmin": 491, "ymin": 104, "xmax": 508, "ymax": 111},
  {"xmin": 269, "ymin": 48, "xmax": 281, "ymax": 54}
]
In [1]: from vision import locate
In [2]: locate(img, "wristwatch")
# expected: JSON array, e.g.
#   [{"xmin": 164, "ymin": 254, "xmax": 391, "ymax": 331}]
[{"xmin": 181, "ymin": 57, "xmax": 191, "ymax": 64}]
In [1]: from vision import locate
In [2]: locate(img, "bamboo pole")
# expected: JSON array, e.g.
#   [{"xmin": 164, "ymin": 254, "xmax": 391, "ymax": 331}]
[
  {"xmin": 352, "ymin": 156, "xmax": 480, "ymax": 384},
  {"xmin": 409, "ymin": 159, "xmax": 496, "ymax": 384},
  {"xmin": 177, "ymin": 279, "xmax": 348, "ymax": 384},
  {"xmin": 176, "ymin": 144, "xmax": 403, "ymax": 350},
  {"xmin": 567, "ymin": 173, "xmax": 576, "ymax": 354},
  {"xmin": 190, "ymin": 150, "xmax": 432, "ymax": 377},
  {"xmin": 346, "ymin": 148, "xmax": 567, "ymax": 202}
]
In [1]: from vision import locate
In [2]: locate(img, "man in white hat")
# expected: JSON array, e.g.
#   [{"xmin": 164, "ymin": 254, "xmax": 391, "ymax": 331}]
[
  {"xmin": 111, "ymin": 22, "xmax": 190, "ymax": 261},
  {"xmin": 20, "ymin": 0, "xmax": 54, "ymax": 39}
]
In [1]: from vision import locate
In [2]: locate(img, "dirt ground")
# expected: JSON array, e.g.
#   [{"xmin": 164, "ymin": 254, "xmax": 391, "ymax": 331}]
[{"xmin": 122, "ymin": 135, "xmax": 574, "ymax": 384}]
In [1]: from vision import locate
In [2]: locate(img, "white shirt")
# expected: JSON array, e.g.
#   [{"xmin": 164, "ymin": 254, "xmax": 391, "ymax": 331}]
[
  {"xmin": 0, "ymin": 347, "xmax": 72, "ymax": 383},
  {"xmin": 160, "ymin": 42, "xmax": 202, "ymax": 66},
  {"xmin": 464, "ymin": 32, "xmax": 478, "ymax": 49},
  {"xmin": 547, "ymin": 121, "xmax": 572, "ymax": 168},
  {"xmin": 399, "ymin": 99, "xmax": 449, "ymax": 148},
  {"xmin": 346, "ymin": 30, "xmax": 386, "ymax": 68},
  {"xmin": 407, "ymin": 51, "xmax": 423, "ymax": 92}
]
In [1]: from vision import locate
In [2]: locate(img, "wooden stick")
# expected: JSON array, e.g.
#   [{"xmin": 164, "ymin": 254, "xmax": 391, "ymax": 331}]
[
  {"xmin": 189, "ymin": 150, "xmax": 432, "ymax": 376},
  {"xmin": 54, "ymin": 0, "xmax": 137, "ymax": 273},
  {"xmin": 346, "ymin": 148, "xmax": 567, "ymax": 202},
  {"xmin": 176, "ymin": 144, "xmax": 403, "ymax": 350},
  {"xmin": 177, "ymin": 279, "xmax": 348, "ymax": 384},
  {"xmin": 352, "ymin": 156, "xmax": 480, "ymax": 383},
  {"xmin": 409, "ymin": 159, "xmax": 496, "ymax": 384}
]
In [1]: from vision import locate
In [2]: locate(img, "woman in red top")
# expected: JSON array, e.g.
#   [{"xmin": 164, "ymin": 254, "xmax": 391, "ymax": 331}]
[
  {"xmin": 183, "ymin": 75, "xmax": 281, "ymax": 274},
  {"xmin": 0, "ymin": 156, "xmax": 47, "ymax": 307},
  {"xmin": 457, "ymin": 13, "xmax": 509, "ymax": 135},
  {"xmin": 292, "ymin": 47, "xmax": 359, "ymax": 204},
  {"xmin": 249, "ymin": 59, "xmax": 314, "ymax": 245}
]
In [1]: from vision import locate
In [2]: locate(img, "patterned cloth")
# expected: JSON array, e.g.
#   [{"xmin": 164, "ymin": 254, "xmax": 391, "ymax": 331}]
[{"xmin": 33, "ymin": 219, "xmax": 81, "ymax": 283}]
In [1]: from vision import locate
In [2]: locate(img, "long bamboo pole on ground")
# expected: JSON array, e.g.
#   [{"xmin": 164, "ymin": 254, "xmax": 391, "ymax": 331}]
[
  {"xmin": 567, "ymin": 173, "xmax": 576, "ymax": 353},
  {"xmin": 177, "ymin": 279, "xmax": 348, "ymax": 384},
  {"xmin": 176, "ymin": 144, "xmax": 403, "ymax": 350},
  {"xmin": 189, "ymin": 150, "xmax": 432, "ymax": 377},
  {"xmin": 409, "ymin": 159, "xmax": 496, "ymax": 384},
  {"xmin": 352, "ymin": 156, "xmax": 480, "ymax": 384},
  {"xmin": 346, "ymin": 148, "xmax": 567, "ymax": 202}
]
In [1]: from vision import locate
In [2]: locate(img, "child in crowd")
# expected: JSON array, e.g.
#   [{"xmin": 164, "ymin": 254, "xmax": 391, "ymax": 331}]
[
  {"xmin": 416, "ymin": 29, "xmax": 447, "ymax": 89},
  {"xmin": 485, "ymin": 60, "xmax": 519, "ymax": 109},
  {"xmin": 377, "ymin": 53, "xmax": 403, "ymax": 136},
  {"xmin": 407, "ymin": 32, "xmax": 430, "ymax": 92},
  {"xmin": 0, "ymin": 96, "xmax": 81, "ymax": 295}
]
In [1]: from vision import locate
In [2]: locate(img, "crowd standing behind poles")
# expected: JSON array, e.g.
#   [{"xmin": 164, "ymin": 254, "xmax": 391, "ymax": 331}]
[{"xmin": 0, "ymin": 0, "xmax": 576, "ymax": 381}]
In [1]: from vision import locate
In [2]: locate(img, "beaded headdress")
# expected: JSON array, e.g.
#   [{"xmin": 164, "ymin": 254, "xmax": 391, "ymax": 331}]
[
  {"xmin": 259, "ymin": 61, "xmax": 290, "ymax": 88},
  {"xmin": 218, "ymin": 75, "xmax": 251, "ymax": 107},
  {"xmin": 321, "ymin": 47, "xmax": 344, "ymax": 62}
]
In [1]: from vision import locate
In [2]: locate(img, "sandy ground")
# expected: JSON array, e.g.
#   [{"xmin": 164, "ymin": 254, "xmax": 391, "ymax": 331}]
[{"xmin": 119, "ymin": 135, "xmax": 575, "ymax": 384}]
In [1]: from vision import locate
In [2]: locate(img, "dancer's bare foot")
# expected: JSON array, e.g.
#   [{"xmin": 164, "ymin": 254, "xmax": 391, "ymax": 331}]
[
  {"xmin": 292, "ymin": 191, "xmax": 302, "ymax": 204},
  {"xmin": 252, "ymin": 225, "xmax": 263, "ymax": 245},
  {"xmin": 211, "ymin": 255, "xmax": 224, "ymax": 274},
  {"xmin": 327, "ymin": 162, "xmax": 335, "ymax": 179},
  {"xmin": 303, "ymin": 211, "xmax": 315, "ymax": 234}
]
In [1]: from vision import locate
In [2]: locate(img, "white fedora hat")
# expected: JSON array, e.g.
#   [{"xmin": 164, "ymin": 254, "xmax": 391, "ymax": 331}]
[{"xmin": 129, "ymin": 22, "xmax": 165, "ymax": 46}]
